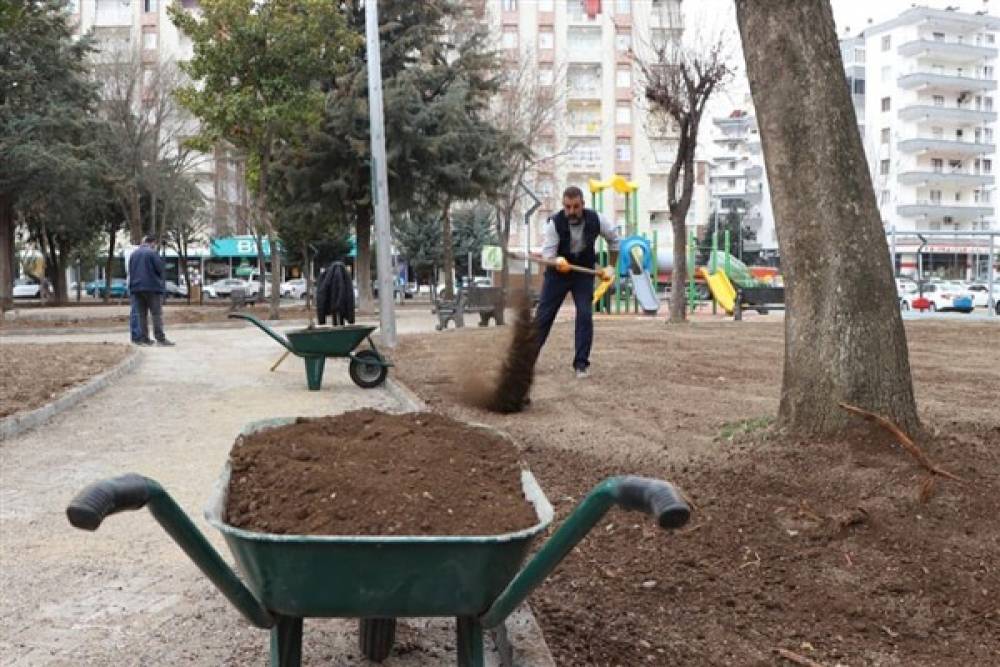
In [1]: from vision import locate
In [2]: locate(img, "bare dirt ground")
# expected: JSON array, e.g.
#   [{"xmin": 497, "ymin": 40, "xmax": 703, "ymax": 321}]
[
  {"xmin": 0, "ymin": 343, "xmax": 130, "ymax": 418},
  {"xmin": 392, "ymin": 317, "xmax": 1000, "ymax": 666}
]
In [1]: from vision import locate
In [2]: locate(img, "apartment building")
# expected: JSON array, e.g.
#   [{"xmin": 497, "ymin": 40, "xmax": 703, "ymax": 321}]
[
  {"xmin": 861, "ymin": 6, "xmax": 1000, "ymax": 278},
  {"xmin": 68, "ymin": 0, "xmax": 250, "ymax": 238},
  {"xmin": 708, "ymin": 108, "xmax": 777, "ymax": 262},
  {"xmin": 484, "ymin": 0, "xmax": 709, "ymax": 251}
]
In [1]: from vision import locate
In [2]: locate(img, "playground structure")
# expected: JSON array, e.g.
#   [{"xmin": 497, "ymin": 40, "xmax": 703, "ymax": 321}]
[{"xmin": 590, "ymin": 175, "xmax": 660, "ymax": 315}]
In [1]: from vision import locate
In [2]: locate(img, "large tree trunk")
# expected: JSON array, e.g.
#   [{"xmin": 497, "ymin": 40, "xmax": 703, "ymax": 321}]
[
  {"xmin": 0, "ymin": 195, "xmax": 14, "ymax": 311},
  {"xmin": 129, "ymin": 185, "xmax": 142, "ymax": 245},
  {"xmin": 441, "ymin": 200, "xmax": 455, "ymax": 299},
  {"xmin": 668, "ymin": 214, "xmax": 687, "ymax": 322},
  {"xmin": 355, "ymin": 208, "xmax": 374, "ymax": 313},
  {"xmin": 735, "ymin": 0, "xmax": 919, "ymax": 436}
]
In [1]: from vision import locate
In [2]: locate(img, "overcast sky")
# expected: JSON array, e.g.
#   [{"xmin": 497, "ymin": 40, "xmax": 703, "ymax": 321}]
[{"xmin": 684, "ymin": 0, "xmax": 998, "ymax": 116}]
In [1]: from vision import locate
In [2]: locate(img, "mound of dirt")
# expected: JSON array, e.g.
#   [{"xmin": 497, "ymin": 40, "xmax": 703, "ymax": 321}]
[{"xmin": 224, "ymin": 409, "xmax": 539, "ymax": 536}]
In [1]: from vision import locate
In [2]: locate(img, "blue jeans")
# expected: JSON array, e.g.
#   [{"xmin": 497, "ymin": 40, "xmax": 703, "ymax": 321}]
[{"xmin": 533, "ymin": 269, "xmax": 594, "ymax": 371}]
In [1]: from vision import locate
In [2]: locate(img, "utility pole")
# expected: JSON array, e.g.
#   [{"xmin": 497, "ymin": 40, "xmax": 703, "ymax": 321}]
[{"xmin": 365, "ymin": 0, "xmax": 397, "ymax": 346}]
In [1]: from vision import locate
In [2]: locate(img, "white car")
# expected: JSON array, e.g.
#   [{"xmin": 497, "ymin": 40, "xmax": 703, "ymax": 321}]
[
  {"xmin": 280, "ymin": 278, "xmax": 308, "ymax": 298},
  {"xmin": 12, "ymin": 279, "xmax": 40, "ymax": 298},
  {"xmin": 966, "ymin": 283, "xmax": 1000, "ymax": 308},
  {"xmin": 204, "ymin": 278, "xmax": 248, "ymax": 298},
  {"xmin": 899, "ymin": 283, "xmax": 972, "ymax": 311}
]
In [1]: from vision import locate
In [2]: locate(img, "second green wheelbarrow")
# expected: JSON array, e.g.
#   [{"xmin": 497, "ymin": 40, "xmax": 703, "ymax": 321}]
[
  {"xmin": 229, "ymin": 312, "xmax": 391, "ymax": 390},
  {"xmin": 66, "ymin": 464, "xmax": 691, "ymax": 666}
]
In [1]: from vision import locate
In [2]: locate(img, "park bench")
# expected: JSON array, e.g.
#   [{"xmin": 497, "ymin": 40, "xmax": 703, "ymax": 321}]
[
  {"xmin": 430, "ymin": 286, "xmax": 504, "ymax": 330},
  {"xmin": 229, "ymin": 287, "xmax": 259, "ymax": 311},
  {"xmin": 734, "ymin": 286, "xmax": 785, "ymax": 321}
]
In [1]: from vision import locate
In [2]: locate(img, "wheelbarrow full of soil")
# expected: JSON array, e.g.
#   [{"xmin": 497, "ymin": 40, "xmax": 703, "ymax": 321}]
[
  {"xmin": 229, "ymin": 312, "xmax": 390, "ymax": 390},
  {"xmin": 66, "ymin": 452, "xmax": 690, "ymax": 666}
]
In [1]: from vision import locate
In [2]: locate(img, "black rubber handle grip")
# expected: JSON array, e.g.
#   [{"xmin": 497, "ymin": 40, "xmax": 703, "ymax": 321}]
[
  {"xmin": 66, "ymin": 474, "xmax": 152, "ymax": 531},
  {"xmin": 614, "ymin": 476, "xmax": 691, "ymax": 529}
]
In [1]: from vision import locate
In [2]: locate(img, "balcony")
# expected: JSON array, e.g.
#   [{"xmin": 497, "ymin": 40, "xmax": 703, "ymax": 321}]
[
  {"xmin": 897, "ymin": 72, "xmax": 997, "ymax": 92},
  {"xmin": 567, "ymin": 122, "xmax": 602, "ymax": 137},
  {"xmin": 567, "ymin": 86, "xmax": 601, "ymax": 101},
  {"xmin": 898, "ymin": 39, "xmax": 998, "ymax": 62},
  {"xmin": 897, "ymin": 138, "xmax": 995, "ymax": 156},
  {"xmin": 898, "ymin": 104, "xmax": 997, "ymax": 124},
  {"xmin": 896, "ymin": 202, "xmax": 992, "ymax": 220},
  {"xmin": 897, "ymin": 171, "xmax": 995, "ymax": 187}
]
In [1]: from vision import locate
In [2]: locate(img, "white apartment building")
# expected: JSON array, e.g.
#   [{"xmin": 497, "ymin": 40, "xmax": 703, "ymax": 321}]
[
  {"xmin": 708, "ymin": 108, "xmax": 777, "ymax": 261},
  {"xmin": 862, "ymin": 6, "xmax": 1000, "ymax": 278},
  {"xmin": 483, "ymin": 0, "xmax": 709, "ymax": 252},
  {"xmin": 68, "ymin": 0, "xmax": 250, "ymax": 237}
]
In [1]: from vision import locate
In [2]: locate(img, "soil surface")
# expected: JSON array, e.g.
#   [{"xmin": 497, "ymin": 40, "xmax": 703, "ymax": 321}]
[
  {"xmin": 0, "ymin": 342, "xmax": 130, "ymax": 418},
  {"xmin": 392, "ymin": 318, "xmax": 1000, "ymax": 666},
  {"xmin": 225, "ymin": 409, "xmax": 538, "ymax": 536}
]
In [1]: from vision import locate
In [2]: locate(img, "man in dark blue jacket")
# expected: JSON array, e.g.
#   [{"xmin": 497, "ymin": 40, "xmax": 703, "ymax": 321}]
[
  {"xmin": 534, "ymin": 186, "xmax": 618, "ymax": 378},
  {"xmin": 128, "ymin": 235, "xmax": 174, "ymax": 346}
]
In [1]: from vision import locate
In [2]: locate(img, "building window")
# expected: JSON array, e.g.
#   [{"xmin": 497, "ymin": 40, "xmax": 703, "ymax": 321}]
[
  {"xmin": 538, "ymin": 67, "xmax": 553, "ymax": 86},
  {"xmin": 616, "ymin": 0, "xmax": 631, "ymax": 13},
  {"xmin": 729, "ymin": 160, "xmax": 737, "ymax": 170},
  {"xmin": 880, "ymin": 159, "xmax": 890, "ymax": 175},
  {"xmin": 881, "ymin": 35, "xmax": 891, "ymax": 51},
  {"xmin": 144, "ymin": 0, "xmax": 156, "ymax": 13},
  {"xmin": 955, "ymin": 191, "xmax": 962, "ymax": 202},
  {"xmin": 538, "ymin": 30, "xmax": 554, "ymax": 50},
  {"xmin": 880, "ymin": 128, "xmax": 890, "ymax": 144},
  {"xmin": 932, "ymin": 159, "xmax": 943, "ymax": 172},
  {"xmin": 881, "ymin": 97, "xmax": 890, "ymax": 112},
  {"xmin": 142, "ymin": 29, "xmax": 157, "ymax": 50},
  {"xmin": 727, "ymin": 179, "xmax": 737, "ymax": 189},
  {"xmin": 933, "ymin": 95, "xmax": 944, "ymax": 106},
  {"xmin": 616, "ymin": 103, "xmax": 631, "ymax": 124},
  {"xmin": 985, "ymin": 159, "xmax": 993, "ymax": 173},
  {"xmin": 988, "ymin": 33, "xmax": 996, "ymax": 44},
  {"xmin": 616, "ymin": 30, "xmax": 631, "ymax": 52},
  {"xmin": 616, "ymin": 67, "xmax": 631, "ymax": 88},
  {"xmin": 615, "ymin": 139, "xmax": 631, "ymax": 161},
  {"xmin": 502, "ymin": 29, "xmax": 518, "ymax": 50},
  {"xmin": 854, "ymin": 47, "xmax": 865, "ymax": 63},
  {"xmin": 986, "ymin": 97, "xmax": 994, "ymax": 111},
  {"xmin": 879, "ymin": 190, "xmax": 890, "ymax": 206},
  {"xmin": 985, "ymin": 66, "xmax": 995, "ymax": 79},
  {"xmin": 728, "ymin": 142, "xmax": 737, "ymax": 151},
  {"xmin": 932, "ymin": 32, "xmax": 945, "ymax": 42},
  {"xmin": 853, "ymin": 78, "xmax": 865, "ymax": 95},
  {"xmin": 986, "ymin": 128, "xmax": 994, "ymax": 143},
  {"xmin": 929, "ymin": 189, "xmax": 941, "ymax": 203},
  {"xmin": 932, "ymin": 126, "xmax": 943, "ymax": 139},
  {"xmin": 502, "ymin": 0, "xmax": 516, "ymax": 10}
]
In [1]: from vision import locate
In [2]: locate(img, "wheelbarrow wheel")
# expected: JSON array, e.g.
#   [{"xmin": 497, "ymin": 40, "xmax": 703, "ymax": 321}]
[
  {"xmin": 349, "ymin": 349, "xmax": 388, "ymax": 388},
  {"xmin": 359, "ymin": 617, "xmax": 395, "ymax": 662}
]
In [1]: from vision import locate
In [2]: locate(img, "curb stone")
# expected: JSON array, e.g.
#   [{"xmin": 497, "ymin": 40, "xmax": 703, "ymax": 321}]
[
  {"xmin": 384, "ymin": 377, "xmax": 556, "ymax": 667},
  {"xmin": 0, "ymin": 347, "xmax": 141, "ymax": 442}
]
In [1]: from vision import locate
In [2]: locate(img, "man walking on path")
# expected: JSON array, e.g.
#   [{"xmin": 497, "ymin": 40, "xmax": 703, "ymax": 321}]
[
  {"xmin": 127, "ymin": 235, "xmax": 174, "ymax": 347},
  {"xmin": 123, "ymin": 243, "xmax": 142, "ymax": 343},
  {"xmin": 534, "ymin": 186, "xmax": 618, "ymax": 378}
]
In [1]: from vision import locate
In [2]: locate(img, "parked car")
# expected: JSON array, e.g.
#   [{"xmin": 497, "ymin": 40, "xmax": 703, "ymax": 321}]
[
  {"xmin": 966, "ymin": 283, "xmax": 1000, "ymax": 308},
  {"xmin": 895, "ymin": 278, "xmax": 918, "ymax": 295},
  {"xmin": 280, "ymin": 278, "xmax": 309, "ymax": 299},
  {"xmin": 91, "ymin": 278, "xmax": 129, "ymax": 299},
  {"xmin": 204, "ymin": 278, "xmax": 248, "ymax": 298},
  {"xmin": 164, "ymin": 280, "xmax": 188, "ymax": 298},
  {"xmin": 900, "ymin": 283, "xmax": 972, "ymax": 312},
  {"xmin": 12, "ymin": 279, "xmax": 40, "ymax": 299}
]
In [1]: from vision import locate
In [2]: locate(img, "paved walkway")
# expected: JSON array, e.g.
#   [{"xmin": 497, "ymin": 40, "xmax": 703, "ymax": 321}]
[{"xmin": 0, "ymin": 323, "xmax": 543, "ymax": 665}]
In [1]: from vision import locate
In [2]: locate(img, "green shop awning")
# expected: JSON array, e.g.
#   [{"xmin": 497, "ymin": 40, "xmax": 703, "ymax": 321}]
[{"xmin": 211, "ymin": 236, "xmax": 277, "ymax": 258}]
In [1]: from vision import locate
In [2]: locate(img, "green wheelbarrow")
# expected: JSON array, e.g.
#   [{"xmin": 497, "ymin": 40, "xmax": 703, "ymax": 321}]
[
  {"xmin": 229, "ymin": 313, "xmax": 391, "ymax": 390},
  {"xmin": 66, "ymin": 464, "xmax": 690, "ymax": 666}
]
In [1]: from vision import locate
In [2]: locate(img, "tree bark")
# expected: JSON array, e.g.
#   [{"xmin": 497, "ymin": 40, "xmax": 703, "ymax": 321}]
[
  {"xmin": 355, "ymin": 207, "xmax": 374, "ymax": 313},
  {"xmin": 0, "ymin": 195, "xmax": 14, "ymax": 311},
  {"xmin": 441, "ymin": 200, "xmax": 455, "ymax": 299},
  {"xmin": 668, "ymin": 214, "xmax": 687, "ymax": 322},
  {"xmin": 735, "ymin": 0, "xmax": 920, "ymax": 436},
  {"xmin": 104, "ymin": 223, "xmax": 117, "ymax": 304},
  {"xmin": 129, "ymin": 185, "xmax": 142, "ymax": 245}
]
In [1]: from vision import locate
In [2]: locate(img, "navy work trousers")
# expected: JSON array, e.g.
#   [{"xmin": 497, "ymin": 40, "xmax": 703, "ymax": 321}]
[{"xmin": 533, "ymin": 269, "xmax": 595, "ymax": 371}]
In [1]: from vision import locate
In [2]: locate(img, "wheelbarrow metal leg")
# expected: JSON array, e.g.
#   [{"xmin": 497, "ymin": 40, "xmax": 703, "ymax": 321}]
[
  {"xmin": 303, "ymin": 356, "xmax": 325, "ymax": 390},
  {"xmin": 456, "ymin": 616, "xmax": 485, "ymax": 667},
  {"xmin": 270, "ymin": 615, "xmax": 303, "ymax": 667}
]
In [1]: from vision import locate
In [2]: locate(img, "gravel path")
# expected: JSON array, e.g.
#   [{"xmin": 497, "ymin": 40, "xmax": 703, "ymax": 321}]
[{"xmin": 0, "ymin": 321, "xmax": 540, "ymax": 665}]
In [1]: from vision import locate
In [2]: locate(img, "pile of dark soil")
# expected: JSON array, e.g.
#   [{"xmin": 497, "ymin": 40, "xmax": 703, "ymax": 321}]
[{"xmin": 224, "ymin": 409, "xmax": 538, "ymax": 536}]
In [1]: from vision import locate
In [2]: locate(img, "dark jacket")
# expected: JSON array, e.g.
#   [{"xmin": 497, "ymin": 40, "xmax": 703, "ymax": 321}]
[
  {"xmin": 316, "ymin": 261, "xmax": 355, "ymax": 325},
  {"xmin": 552, "ymin": 208, "xmax": 601, "ymax": 269},
  {"xmin": 128, "ymin": 246, "xmax": 166, "ymax": 294}
]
